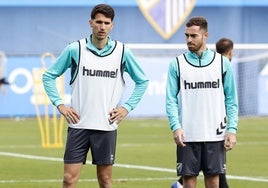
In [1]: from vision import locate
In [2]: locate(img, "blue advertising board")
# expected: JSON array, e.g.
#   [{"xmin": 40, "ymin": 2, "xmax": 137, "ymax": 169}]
[
  {"xmin": 0, "ymin": 56, "xmax": 71, "ymax": 117},
  {"xmin": 0, "ymin": 55, "xmax": 170, "ymax": 118},
  {"xmin": 121, "ymin": 57, "xmax": 170, "ymax": 117}
]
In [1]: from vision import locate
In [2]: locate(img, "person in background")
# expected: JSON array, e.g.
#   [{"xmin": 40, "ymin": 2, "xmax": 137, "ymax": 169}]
[
  {"xmin": 42, "ymin": 4, "xmax": 148, "ymax": 188},
  {"xmin": 216, "ymin": 38, "xmax": 234, "ymax": 61},
  {"xmin": 215, "ymin": 37, "xmax": 234, "ymax": 188},
  {"xmin": 166, "ymin": 16, "xmax": 238, "ymax": 188},
  {"xmin": 0, "ymin": 51, "xmax": 10, "ymax": 94}
]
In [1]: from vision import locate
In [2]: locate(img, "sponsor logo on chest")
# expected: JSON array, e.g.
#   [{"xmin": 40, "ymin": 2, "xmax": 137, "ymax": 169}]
[
  {"xmin": 82, "ymin": 66, "xmax": 118, "ymax": 78},
  {"xmin": 184, "ymin": 79, "xmax": 220, "ymax": 89}
]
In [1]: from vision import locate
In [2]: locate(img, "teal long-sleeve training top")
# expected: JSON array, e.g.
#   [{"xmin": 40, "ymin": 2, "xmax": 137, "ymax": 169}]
[
  {"xmin": 166, "ymin": 49, "xmax": 238, "ymax": 134},
  {"xmin": 42, "ymin": 36, "xmax": 148, "ymax": 113}
]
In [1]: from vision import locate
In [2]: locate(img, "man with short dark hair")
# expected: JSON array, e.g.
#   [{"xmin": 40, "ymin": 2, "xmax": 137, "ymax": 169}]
[
  {"xmin": 43, "ymin": 4, "xmax": 148, "ymax": 188},
  {"xmin": 172, "ymin": 37, "xmax": 235, "ymax": 188},
  {"xmin": 166, "ymin": 16, "xmax": 238, "ymax": 188}
]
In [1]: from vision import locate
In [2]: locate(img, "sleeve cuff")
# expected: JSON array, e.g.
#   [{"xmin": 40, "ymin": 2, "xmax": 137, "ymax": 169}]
[
  {"xmin": 122, "ymin": 104, "xmax": 132, "ymax": 113},
  {"xmin": 226, "ymin": 127, "xmax": 237, "ymax": 134},
  {"xmin": 54, "ymin": 100, "xmax": 63, "ymax": 107}
]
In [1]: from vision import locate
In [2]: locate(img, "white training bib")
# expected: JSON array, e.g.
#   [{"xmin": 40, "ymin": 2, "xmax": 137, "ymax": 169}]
[
  {"xmin": 177, "ymin": 53, "xmax": 227, "ymax": 141},
  {"xmin": 70, "ymin": 39, "xmax": 125, "ymax": 130}
]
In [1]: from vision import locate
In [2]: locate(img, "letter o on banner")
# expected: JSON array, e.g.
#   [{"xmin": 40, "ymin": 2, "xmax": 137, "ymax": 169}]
[{"xmin": 9, "ymin": 68, "xmax": 33, "ymax": 94}]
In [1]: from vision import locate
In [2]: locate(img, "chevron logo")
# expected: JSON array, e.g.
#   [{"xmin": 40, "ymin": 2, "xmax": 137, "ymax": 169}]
[
  {"xmin": 137, "ymin": 0, "xmax": 196, "ymax": 39},
  {"xmin": 216, "ymin": 122, "xmax": 227, "ymax": 135}
]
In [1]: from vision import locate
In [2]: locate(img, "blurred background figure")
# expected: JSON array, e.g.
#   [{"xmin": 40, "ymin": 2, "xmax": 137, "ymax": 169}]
[
  {"xmin": 0, "ymin": 51, "xmax": 10, "ymax": 94},
  {"xmin": 215, "ymin": 37, "xmax": 234, "ymax": 188},
  {"xmin": 216, "ymin": 38, "xmax": 234, "ymax": 61}
]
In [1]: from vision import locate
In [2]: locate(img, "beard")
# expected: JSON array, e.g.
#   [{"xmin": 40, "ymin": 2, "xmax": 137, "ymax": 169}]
[{"xmin": 187, "ymin": 42, "xmax": 203, "ymax": 52}]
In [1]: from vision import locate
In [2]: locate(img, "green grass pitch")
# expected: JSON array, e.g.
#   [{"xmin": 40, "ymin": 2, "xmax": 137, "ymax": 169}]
[{"xmin": 0, "ymin": 117, "xmax": 268, "ymax": 187}]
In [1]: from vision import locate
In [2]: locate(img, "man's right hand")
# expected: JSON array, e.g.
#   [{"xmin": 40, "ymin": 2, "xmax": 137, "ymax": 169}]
[
  {"xmin": 173, "ymin": 128, "xmax": 186, "ymax": 147},
  {"xmin": 57, "ymin": 104, "xmax": 80, "ymax": 124}
]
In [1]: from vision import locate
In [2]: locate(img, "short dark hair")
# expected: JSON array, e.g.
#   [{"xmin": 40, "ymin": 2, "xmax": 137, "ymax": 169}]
[
  {"xmin": 216, "ymin": 38, "xmax": 234, "ymax": 55},
  {"xmin": 91, "ymin": 4, "xmax": 115, "ymax": 21},
  {"xmin": 186, "ymin": 16, "xmax": 208, "ymax": 32}
]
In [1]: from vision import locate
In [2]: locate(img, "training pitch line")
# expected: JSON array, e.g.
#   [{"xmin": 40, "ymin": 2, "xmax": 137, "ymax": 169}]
[{"xmin": 0, "ymin": 152, "xmax": 268, "ymax": 184}]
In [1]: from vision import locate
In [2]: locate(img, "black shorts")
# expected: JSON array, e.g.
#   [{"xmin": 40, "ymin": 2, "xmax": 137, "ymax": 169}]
[
  {"xmin": 176, "ymin": 141, "xmax": 226, "ymax": 176},
  {"xmin": 64, "ymin": 127, "xmax": 117, "ymax": 165}
]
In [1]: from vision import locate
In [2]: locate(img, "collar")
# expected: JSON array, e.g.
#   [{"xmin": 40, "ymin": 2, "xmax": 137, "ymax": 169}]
[
  {"xmin": 86, "ymin": 35, "xmax": 114, "ymax": 55},
  {"xmin": 188, "ymin": 48, "xmax": 211, "ymax": 59}
]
